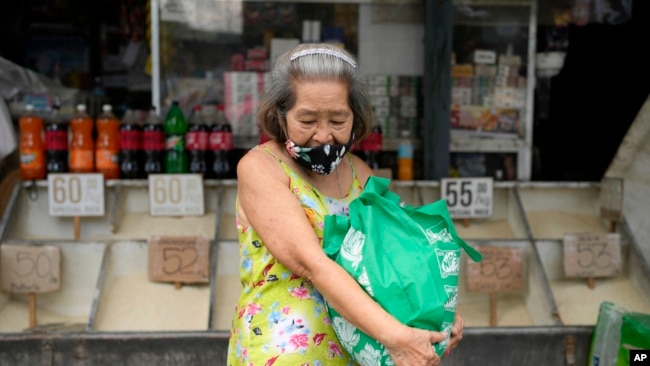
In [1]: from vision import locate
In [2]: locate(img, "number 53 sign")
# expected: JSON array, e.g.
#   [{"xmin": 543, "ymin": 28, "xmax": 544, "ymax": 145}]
[{"xmin": 563, "ymin": 233, "xmax": 621, "ymax": 278}]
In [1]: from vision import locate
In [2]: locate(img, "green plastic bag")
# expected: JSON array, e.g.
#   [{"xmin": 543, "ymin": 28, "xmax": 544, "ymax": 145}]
[
  {"xmin": 588, "ymin": 301, "xmax": 627, "ymax": 366},
  {"xmin": 616, "ymin": 310, "xmax": 650, "ymax": 366},
  {"xmin": 323, "ymin": 176, "xmax": 482, "ymax": 365}
]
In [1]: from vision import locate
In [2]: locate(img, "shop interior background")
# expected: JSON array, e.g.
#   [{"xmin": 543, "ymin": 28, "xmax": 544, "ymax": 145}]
[{"xmin": 0, "ymin": 0, "xmax": 649, "ymax": 182}]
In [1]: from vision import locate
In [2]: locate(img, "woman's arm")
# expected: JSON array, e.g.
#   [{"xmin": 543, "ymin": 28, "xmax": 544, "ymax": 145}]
[{"xmin": 237, "ymin": 149, "xmax": 446, "ymax": 365}]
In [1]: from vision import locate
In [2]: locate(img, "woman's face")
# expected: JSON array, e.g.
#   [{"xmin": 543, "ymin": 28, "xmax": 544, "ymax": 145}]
[{"xmin": 284, "ymin": 79, "xmax": 353, "ymax": 147}]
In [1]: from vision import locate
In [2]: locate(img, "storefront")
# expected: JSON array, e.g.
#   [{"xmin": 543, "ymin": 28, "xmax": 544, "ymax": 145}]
[{"xmin": 1, "ymin": 1, "xmax": 649, "ymax": 365}]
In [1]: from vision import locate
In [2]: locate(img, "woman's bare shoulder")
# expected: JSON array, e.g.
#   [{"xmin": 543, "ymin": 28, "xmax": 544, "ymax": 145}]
[
  {"xmin": 237, "ymin": 143, "xmax": 287, "ymax": 182},
  {"xmin": 350, "ymin": 153, "xmax": 373, "ymax": 186}
]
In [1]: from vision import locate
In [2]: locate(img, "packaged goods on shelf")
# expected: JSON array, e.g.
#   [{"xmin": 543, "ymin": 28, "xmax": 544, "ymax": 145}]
[
  {"xmin": 223, "ymin": 72, "xmax": 270, "ymax": 138},
  {"xmin": 366, "ymin": 74, "xmax": 421, "ymax": 138}
]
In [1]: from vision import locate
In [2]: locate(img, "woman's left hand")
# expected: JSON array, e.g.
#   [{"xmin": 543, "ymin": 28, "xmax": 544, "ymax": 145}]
[{"xmin": 445, "ymin": 311, "xmax": 465, "ymax": 355}]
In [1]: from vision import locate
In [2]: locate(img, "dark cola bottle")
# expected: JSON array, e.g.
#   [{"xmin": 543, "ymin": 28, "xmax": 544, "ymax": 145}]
[
  {"xmin": 186, "ymin": 104, "xmax": 208, "ymax": 175},
  {"xmin": 207, "ymin": 105, "xmax": 232, "ymax": 179},
  {"xmin": 142, "ymin": 106, "xmax": 165, "ymax": 176},
  {"xmin": 360, "ymin": 124, "xmax": 382, "ymax": 169},
  {"xmin": 119, "ymin": 109, "xmax": 143, "ymax": 179},
  {"xmin": 45, "ymin": 104, "xmax": 69, "ymax": 174}
]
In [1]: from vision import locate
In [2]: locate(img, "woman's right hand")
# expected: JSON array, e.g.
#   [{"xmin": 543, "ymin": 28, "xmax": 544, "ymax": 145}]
[{"xmin": 384, "ymin": 325, "xmax": 448, "ymax": 366}]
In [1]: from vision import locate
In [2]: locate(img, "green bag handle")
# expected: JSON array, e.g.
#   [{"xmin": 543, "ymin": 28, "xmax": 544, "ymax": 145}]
[
  {"xmin": 363, "ymin": 176, "xmax": 402, "ymax": 205},
  {"xmin": 323, "ymin": 214, "xmax": 350, "ymax": 260},
  {"xmin": 367, "ymin": 176, "xmax": 483, "ymax": 263}
]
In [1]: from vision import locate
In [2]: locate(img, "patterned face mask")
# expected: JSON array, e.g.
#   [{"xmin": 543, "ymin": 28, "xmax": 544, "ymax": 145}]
[{"xmin": 285, "ymin": 132, "xmax": 355, "ymax": 175}]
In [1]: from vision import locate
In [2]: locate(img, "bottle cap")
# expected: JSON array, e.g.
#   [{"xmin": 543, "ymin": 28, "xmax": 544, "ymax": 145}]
[
  {"xmin": 25, "ymin": 104, "xmax": 34, "ymax": 111},
  {"xmin": 77, "ymin": 104, "xmax": 86, "ymax": 112},
  {"xmin": 102, "ymin": 104, "xmax": 112, "ymax": 112}
]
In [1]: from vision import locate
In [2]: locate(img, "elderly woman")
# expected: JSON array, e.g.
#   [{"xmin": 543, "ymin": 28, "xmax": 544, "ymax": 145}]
[{"xmin": 227, "ymin": 43, "xmax": 464, "ymax": 366}]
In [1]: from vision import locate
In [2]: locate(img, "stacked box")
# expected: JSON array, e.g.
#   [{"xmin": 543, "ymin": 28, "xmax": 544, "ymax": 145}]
[
  {"xmin": 366, "ymin": 74, "xmax": 421, "ymax": 138},
  {"xmin": 223, "ymin": 72, "xmax": 269, "ymax": 137},
  {"xmin": 450, "ymin": 52, "xmax": 526, "ymax": 137}
]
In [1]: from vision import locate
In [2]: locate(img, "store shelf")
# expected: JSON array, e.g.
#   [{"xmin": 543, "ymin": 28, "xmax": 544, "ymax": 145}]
[
  {"xmin": 450, "ymin": 133, "xmax": 527, "ymax": 153},
  {"xmin": 448, "ymin": 0, "xmax": 537, "ymax": 180}
]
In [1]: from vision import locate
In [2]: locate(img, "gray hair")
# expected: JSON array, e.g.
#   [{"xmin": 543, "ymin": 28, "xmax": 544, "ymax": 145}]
[{"xmin": 257, "ymin": 43, "xmax": 373, "ymax": 143}]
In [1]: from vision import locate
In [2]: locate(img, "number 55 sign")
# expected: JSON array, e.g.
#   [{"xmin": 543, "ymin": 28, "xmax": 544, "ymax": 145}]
[{"xmin": 441, "ymin": 177, "xmax": 493, "ymax": 218}]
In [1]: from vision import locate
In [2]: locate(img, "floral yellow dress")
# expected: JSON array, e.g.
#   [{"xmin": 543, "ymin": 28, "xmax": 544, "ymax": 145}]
[{"xmin": 227, "ymin": 146, "xmax": 363, "ymax": 366}]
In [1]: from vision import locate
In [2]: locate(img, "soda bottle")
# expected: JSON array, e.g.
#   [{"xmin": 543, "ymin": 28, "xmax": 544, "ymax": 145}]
[
  {"xmin": 45, "ymin": 104, "xmax": 68, "ymax": 174},
  {"xmin": 143, "ymin": 106, "xmax": 165, "ymax": 175},
  {"xmin": 119, "ymin": 109, "xmax": 143, "ymax": 179},
  {"xmin": 397, "ymin": 130, "xmax": 414, "ymax": 180},
  {"xmin": 69, "ymin": 104, "xmax": 95, "ymax": 173},
  {"xmin": 186, "ymin": 104, "xmax": 208, "ymax": 175},
  {"xmin": 360, "ymin": 124, "xmax": 382, "ymax": 169},
  {"xmin": 19, "ymin": 104, "xmax": 46, "ymax": 180},
  {"xmin": 208, "ymin": 104, "xmax": 233, "ymax": 179},
  {"xmin": 164, "ymin": 101, "xmax": 188, "ymax": 173},
  {"xmin": 95, "ymin": 104, "xmax": 121, "ymax": 179}
]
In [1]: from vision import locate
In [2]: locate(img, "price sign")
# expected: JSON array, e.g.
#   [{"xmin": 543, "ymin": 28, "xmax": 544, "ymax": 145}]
[
  {"xmin": 0, "ymin": 244, "xmax": 61, "ymax": 294},
  {"xmin": 563, "ymin": 233, "xmax": 621, "ymax": 278},
  {"xmin": 599, "ymin": 177, "xmax": 624, "ymax": 222},
  {"xmin": 148, "ymin": 236, "xmax": 210, "ymax": 284},
  {"xmin": 148, "ymin": 174, "xmax": 204, "ymax": 216},
  {"xmin": 466, "ymin": 246, "xmax": 524, "ymax": 292},
  {"xmin": 441, "ymin": 177, "xmax": 493, "ymax": 218},
  {"xmin": 48, "ymin": 173, "xmax": 104, "ymax": 216}
]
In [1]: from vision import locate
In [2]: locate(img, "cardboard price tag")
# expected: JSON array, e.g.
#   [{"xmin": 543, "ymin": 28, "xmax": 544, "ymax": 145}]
[
  {"xmin": 466, "ymin": 246, "xmax": 524, "ymax": 292},
  {"xmin": 441, "ymin": 177, "xmax": 493, "ymax": 218},
  {"xmin": 148, "ymin": 236, "xmax": 210, "ymax": 284},
  {"xmin": 563, "ymin": 233, "xmax": 621, "ymax": 278},
  {"xmin": 0, "ymin": 245, "xmax": 61, "ymax": 294},
  {"xmin": 148, "ymin": 174, "xmax": 204, "ymax": 216},
  {"xmin": 48, "ymin": 173, "xmax": 105, "ymax": 216}
]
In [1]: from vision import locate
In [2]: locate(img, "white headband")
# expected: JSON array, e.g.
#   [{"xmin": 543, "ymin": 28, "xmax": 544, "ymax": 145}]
[{"xmin": 289, "ymin": 48, "xmax": 357, "ymax": 68}]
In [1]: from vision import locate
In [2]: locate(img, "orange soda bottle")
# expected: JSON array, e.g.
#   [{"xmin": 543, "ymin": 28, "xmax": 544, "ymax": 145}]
[
  {"xmin": 95, "ymin": 104, "xmax": 120, "ymax": 179},
  {"xmin": 19, "ymin": 104, "xmax": 46, "ymax": 180},
  {"xmin": 69, "ymin": 104, "xmax": 95, "ymax": 173}
]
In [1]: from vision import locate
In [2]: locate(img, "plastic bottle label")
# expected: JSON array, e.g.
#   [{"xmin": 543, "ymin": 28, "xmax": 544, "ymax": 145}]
[
  {"xmin": 209, "ymin": 132, "xmax": 233, "ymax": 150},
  {"xmin": 397, "ymin": 143, "xmax": 414, "ymax": 159},
  {"xmin": 20, "ymin": 149, "xmax": 45, "ymax": 170},
  {"xmin": 45, "ymin": 131, "xmax": 68, "ymax": 150},
  {"xmin": 96, "ymin": 149, "xmax": 119, "ymax": 170},
  {"xmin": 143, "ymin": 131, "xmax": 164, "ymax": 150},
  {"xmin": 120, "ymin": 130, "xmax": 142, "ymax": 150},
  {"xmin": 166, "ymin": 135, "xmax": 184, "ymax": 151},
  {"xmin": 360, "ymin": 132, "xmax": 382, "ymax": 152},
  {"xmin": 186, "ymin": 131, "xmax": 208, "ymax": 150},
  {"xmin": 70, "ymin": 150, "xmax": 94, "ymax": 171}
]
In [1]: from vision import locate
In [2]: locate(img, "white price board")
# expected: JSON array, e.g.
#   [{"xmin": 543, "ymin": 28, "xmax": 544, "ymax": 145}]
[
  {"xmin": 148, "ymin": 174, "xmax": 205, "ymax": 216},
  {"xmin": 441, "ymin": 177, "xmax": 493, "ymax": 218},
  {"xmin": 48, "ymin": 174, "xmax": 105, "ymax": 216}
]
